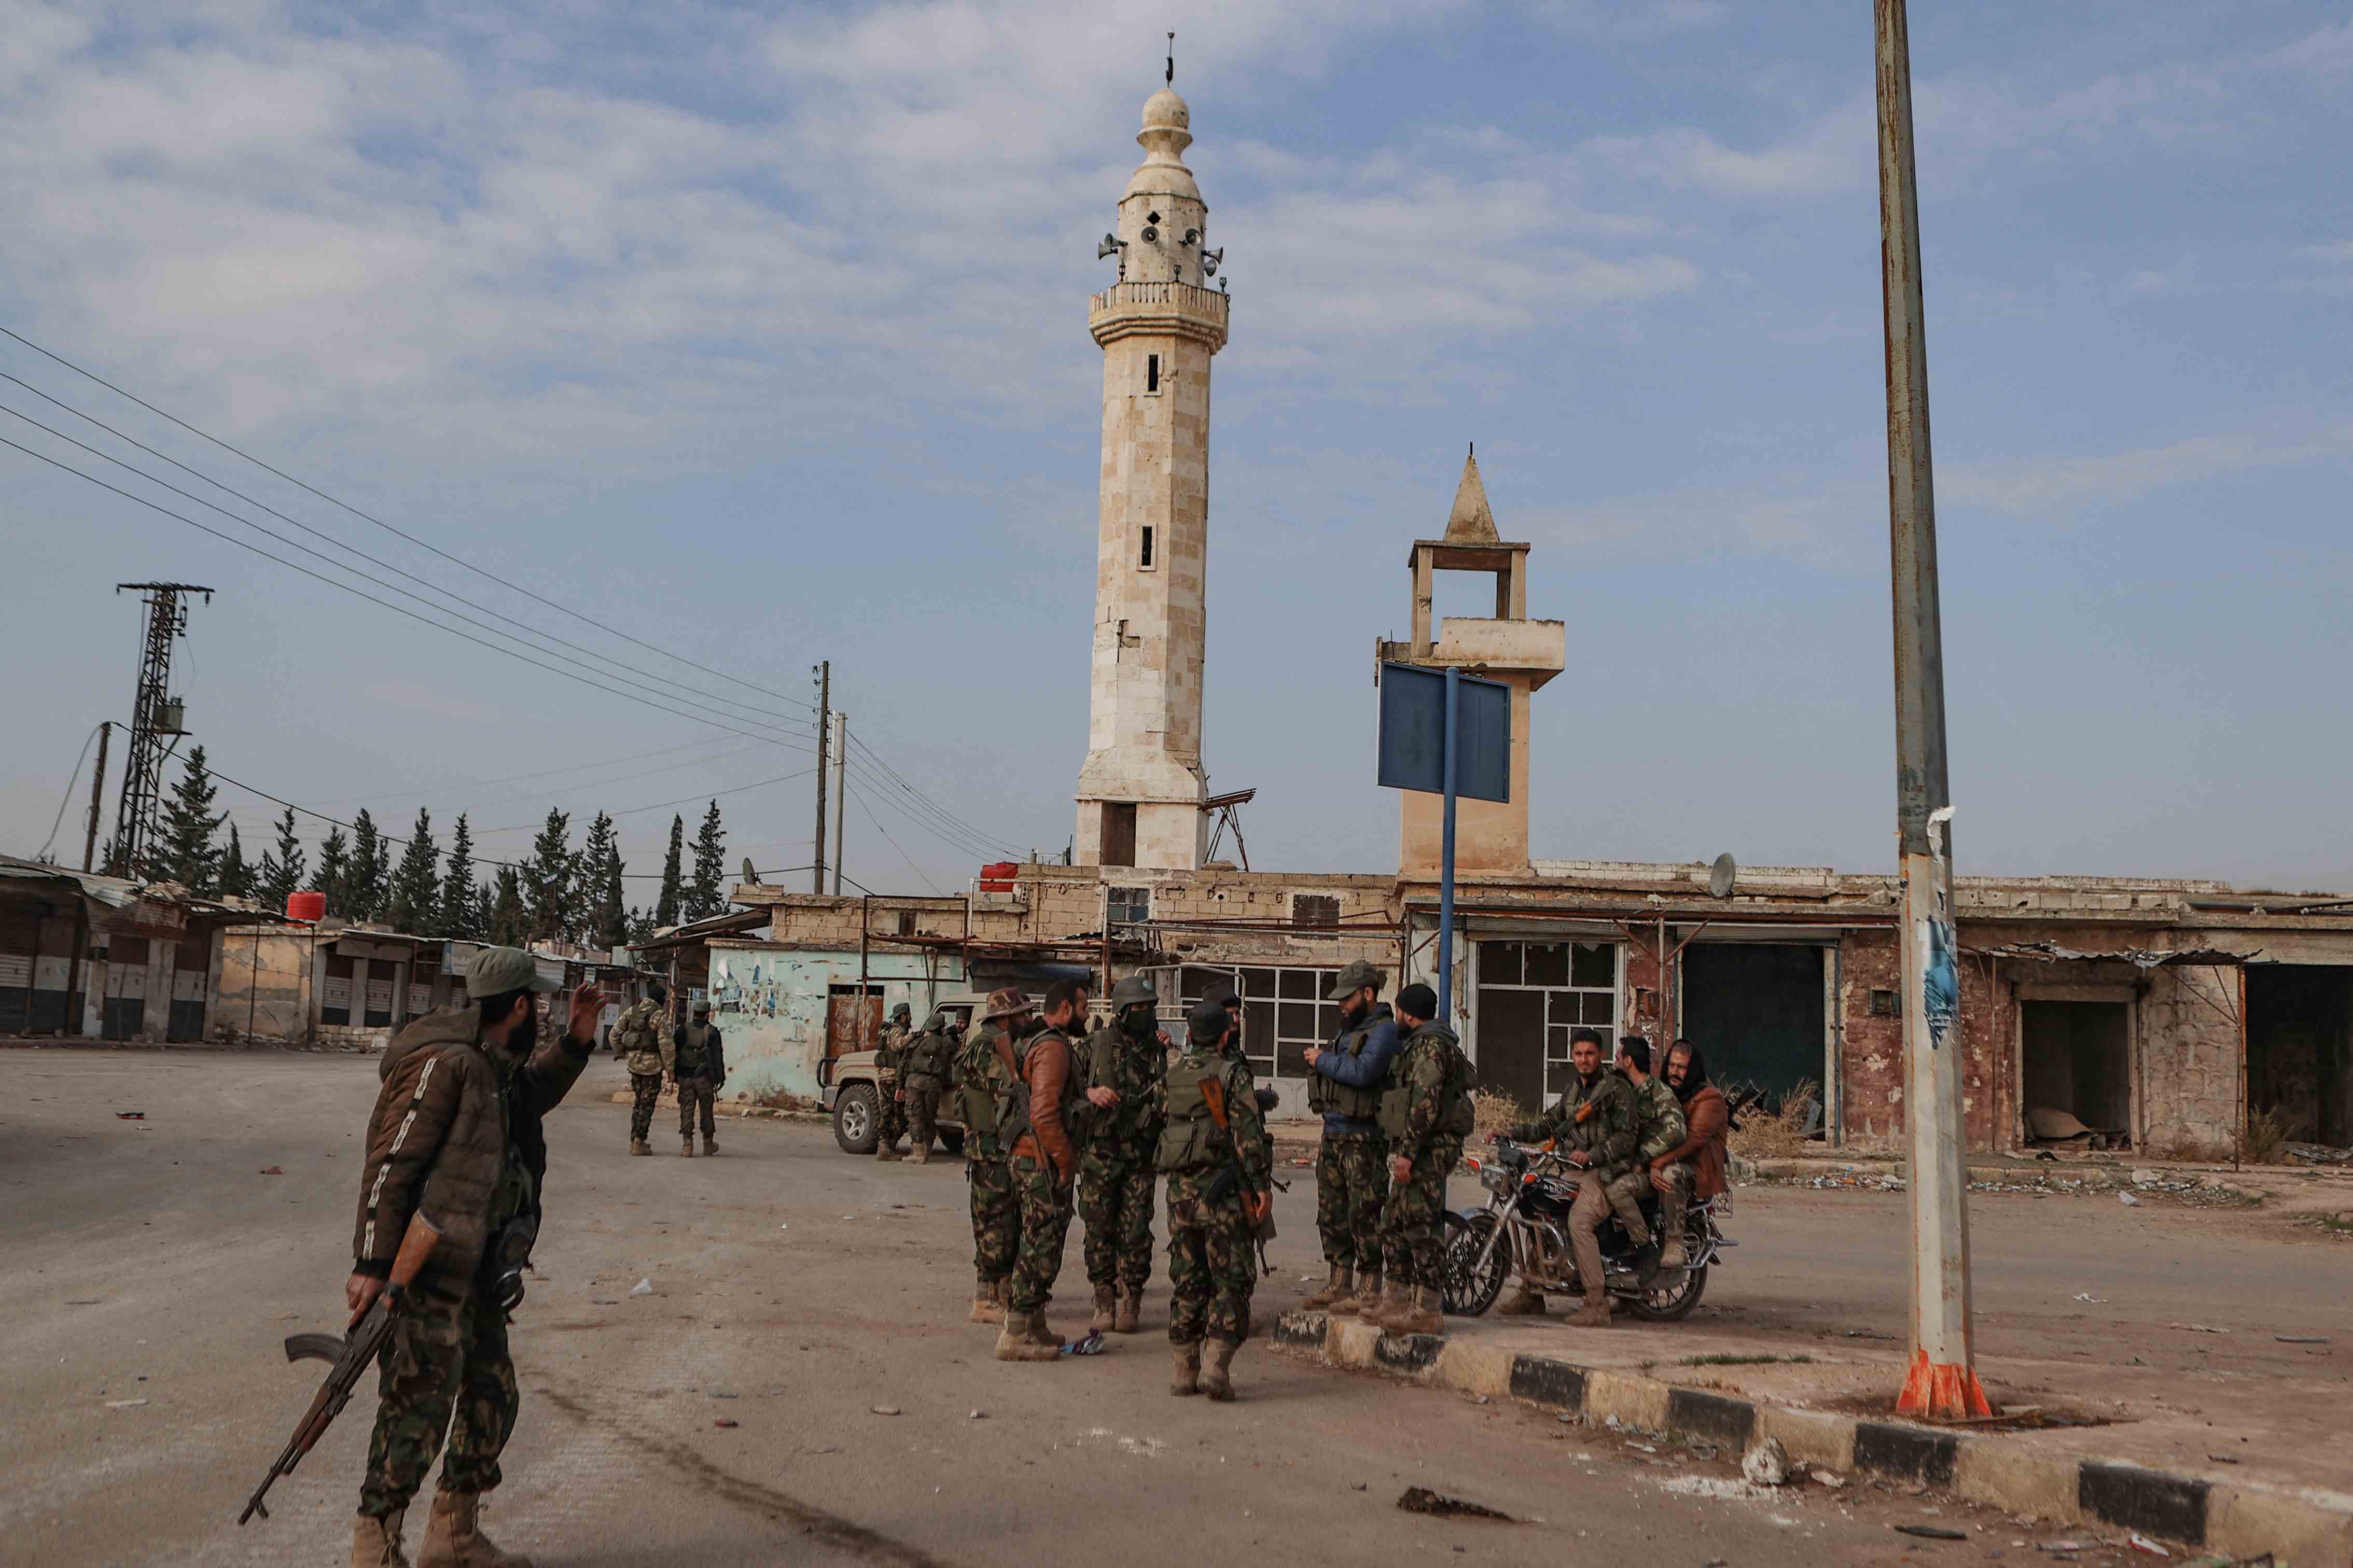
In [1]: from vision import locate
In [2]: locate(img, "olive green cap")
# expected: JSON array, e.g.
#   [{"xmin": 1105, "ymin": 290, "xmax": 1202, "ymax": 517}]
[
  {"xmin": 1326, "ymin": 959, "xmax": 1385, "ymax": 1001},
  {"xmin": 466, "ymin": 945, "xmax": 560, "ymax": 999},
  {"xmin": 1186, "ymin": 998, "xmax": 1231, "ymax": 1043}
]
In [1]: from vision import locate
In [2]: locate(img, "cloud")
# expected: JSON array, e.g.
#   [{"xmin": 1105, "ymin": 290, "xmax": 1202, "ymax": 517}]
[{"xmin": 1946, "ymin": 425, "xmax": 2353, "ymax": 513}]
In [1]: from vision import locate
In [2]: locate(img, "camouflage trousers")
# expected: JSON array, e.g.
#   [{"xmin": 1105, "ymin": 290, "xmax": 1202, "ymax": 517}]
[
  {"xmin": 1078, "ymin": 1150, "xmax": 1156, "ymax": 1292},
  {"xmin": 875, "ymin": 1075, "xmax": 907, "ymax": 1153},
  {"xmin": 676, "ymin": 1075, "xmax": 716, "ymax": 1139},
  {"xmin": 1007, "ymin": 1153, "xmax": 1074, "ymax": 1313},
  {"xmin": 1164, "ymin": 1170, "xmax": 1255, "ymax": 1346},
  {"xmin": 1380, "ymin": 1137, "xmax": 1463, "ymax": 1290},
  {"xmin": 628, "ymin": 1073, "xmax": 662, "ymax": 1142},
  {"xmin": 906, "ymin": 1077, "xmax": 942, "ymax": 1150},
  {"xmin": 966, "ymin": 1153, "xmax": 1018, "ymax": 1284},
  {"xmin": 1607, "ymin": 1161, "xmax": 1692, "ymax": 1241},
  {"xmin": 1316, "ymin": 1130, "xmax": 1389, "ymax": 1270},
  {"xmin": 359, "ymin": 1271, "xmax": 518, "ymax": 1517}
]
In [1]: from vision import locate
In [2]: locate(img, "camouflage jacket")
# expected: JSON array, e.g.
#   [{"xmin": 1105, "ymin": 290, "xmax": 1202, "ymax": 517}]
[
  {"xmin": 1391, "ymin": 1020, "xmax": 1473, "ymax": 1165},
  {"xmin": 612, "ymin": 998, "xmax": 666, "ymax": 1076},
  {"xmin": 901, "ymin": 1027, "xmax": 955, "ymax": 1085},
  {"xmin": 875, "ymin": 1023, "xmax": 909, "ymax": 1079},
  {"xmin": 1510, "ymin": 1068, "xmax": 1639, "ymax": 1177},
  {"xmin": 1084, "ymin": 1019, "xmax": 1169, "ymax": 1152},
  {"xmin": 1628, "ymin": 1071, "xmax": 1688, "ymax": 1164},
  {"xmin": 955, "ymin": 1024, "xmax": 1011, "ymax": 1160}
]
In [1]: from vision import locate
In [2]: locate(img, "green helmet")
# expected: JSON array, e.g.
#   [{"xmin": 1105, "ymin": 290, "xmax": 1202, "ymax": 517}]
[{"xmin": 1110, "ymin": 974, "xmax": 1158, "ymax": 1011}]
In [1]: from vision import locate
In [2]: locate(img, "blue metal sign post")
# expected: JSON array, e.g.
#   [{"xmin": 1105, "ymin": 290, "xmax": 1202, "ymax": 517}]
[{"xmin": 1377, "ymin": 661, "xmax": 1510, "ymax": 1027}]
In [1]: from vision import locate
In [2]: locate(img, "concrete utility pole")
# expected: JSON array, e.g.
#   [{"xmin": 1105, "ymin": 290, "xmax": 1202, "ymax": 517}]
[
  {"xmin": 1875, "ymin": 0, "xmax": 1989, "ymax": 1420},
  {"xmin": 812, "ymin": 661, "xmax": 831, "ymax": 894},
  {"xmin": 828, "ymin": 710, "xmax": 848, "ymax": 896},
  {"xmin": 82, "ymin": 722, "xmax": 112, "ymax": 873},
  {"xmin": 109, "ymin": 583, "xmax": 211, "ymax": 879}
]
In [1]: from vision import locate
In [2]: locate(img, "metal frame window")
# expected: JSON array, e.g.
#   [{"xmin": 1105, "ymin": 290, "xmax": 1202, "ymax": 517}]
[
  {"xmin": 1478, "ymin": 939, "xmax": 1621, "ymax": 1103},
  {"xmin": 1106, "ymin": 886, "xmax": 1151, "ymax": 927},
  {"xmin": 1155, "ymin": 962, "xmax": 1343, "ymax": 1081}
]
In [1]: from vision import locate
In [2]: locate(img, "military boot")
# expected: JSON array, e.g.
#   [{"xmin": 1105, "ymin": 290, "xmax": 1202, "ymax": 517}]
[
  {"xmin": 628, "ymin": 1139, "xmax": 650, "ymax": 1157},
  {"xmin": 967, "ymin": 1275, "xmax": 1005, "ymax": 1324},
  {"xmin": 1361, "ymin": 1277, "xmax": 1413, "ymax": 1329},
  {"xmin": 875, "ymin": 1143, "xmax": 903, "ymax": 1162},
  {"xmin": 910, "ymin": 1144, "xmax": 931, "ymax": 1166},
  {"xmin": 1658, "ymin": 1234, "xmax": 1688, "ymax": 1271},
  {"xmin": 993, "ymin": 1309, "xmax": 1062, "ymax": 1363},
  {"xmin": 1170, "ymin": 1341, "xmax": 1202, "ymax": 1396},
  {"xmin": 419, "ymin": 1489, "xmax": 532, "ymax": 1568},
  {"xmin": 1496, "ymin": 1285, "xmax": 1547, "ymax": 1315},
  {"xmin": 701, "ymin": 1134, "xmax": 719, "ymax": 1156},
  {"xmin": 1388, "ymin": 1284, "xmax": 1444, "ymax": 1336},
  {"xmin": 351, "ymin": 1510, "xmax": 410, "ymax": 1568},
  {"xmin": 1328, "ymin": 1271, "xmax": 1381, "ymax": 1318},
  {"xmin": 1089, "ymin": 1284, "xmax": 1117, "ymax": 1334},
  {"xmin": 1201, "ymin": 1338, "xmax": 1240, "ymax": 1402},
  {"xmin": 1571, "ymin": 1291, "xmax": 1614, "ymax": 1328},
  {"xmin": 1301, "ymin": 1263, "xmax": 1352, "ymax": 1310},
  {"xmin": 1114, "ymin": 1287, "xmax": 1143, "ymax": 1334},
  {"xmin": 680, "ymin": 1138, "xmax": 694, "ymax": 1158}
]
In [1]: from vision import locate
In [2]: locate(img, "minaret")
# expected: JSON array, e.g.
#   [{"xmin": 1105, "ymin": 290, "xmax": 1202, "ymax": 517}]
[{"xmin": 1075, "ymin": 71, "xmax": 1230, "ymax": 870}]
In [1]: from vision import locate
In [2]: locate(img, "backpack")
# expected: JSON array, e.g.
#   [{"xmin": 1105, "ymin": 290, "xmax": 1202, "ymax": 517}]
[{"xmin": 1377, "ymin": 1028, "xmax": 1477, "ymax": 1141}]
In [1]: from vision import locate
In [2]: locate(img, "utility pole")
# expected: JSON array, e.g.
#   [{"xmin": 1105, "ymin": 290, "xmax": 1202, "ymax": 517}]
[
  {"xmin": 811, "ymin": 661, "xmax": 831, "ymax": 894},
  {"xmin": 829, "ymin": 710, "xmax": 848, "ymax": 895},
  {"xmin": 81, "ymin": 722, "xmax": 112, "ymax": 873},
  {"xmin": 1876, "ymin": 0, "xmax": 1988, "ymax": 1421},
  {"xmin": 109, "ymin": 583, "xmax": 211, "ymax": 879}
]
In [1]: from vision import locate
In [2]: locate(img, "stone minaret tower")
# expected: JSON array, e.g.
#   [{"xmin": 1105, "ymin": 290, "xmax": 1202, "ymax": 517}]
[{"xmin": 1074, "ymin": 75, "xmax": 1230, "ymax": 870}]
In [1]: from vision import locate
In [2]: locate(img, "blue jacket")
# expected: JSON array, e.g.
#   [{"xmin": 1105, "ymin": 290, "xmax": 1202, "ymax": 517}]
[{"xmin": 1312, "ymin": 1003, "xmax": 1401, "ymax": 1135}]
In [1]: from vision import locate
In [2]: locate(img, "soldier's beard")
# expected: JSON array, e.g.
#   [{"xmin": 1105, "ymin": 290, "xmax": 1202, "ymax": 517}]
[
  {"xmin": 1340, "ymin": 1000, "xmax": 1368, "ymax": 1030},
  {"xmin": 1121, "ymin": 1007, "xmax": 1155, "ymax": 1039}
]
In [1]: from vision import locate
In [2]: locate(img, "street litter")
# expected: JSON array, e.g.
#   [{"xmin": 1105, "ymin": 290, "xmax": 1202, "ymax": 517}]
[
  {"xmin": 2125, "ymin": 1534, "xmax": 2170, "ymax": 1557},
  {"xmin": 1397, "ymin": 1487, "xmax": 1514, "ymax": 1521},
  {"xmin": 1811, "ymin": 1469, "xmax": 1846, "ymax": 1488},
  {"xmin": 116, "ymin": 1111, "xmax": 144, "ymax": 1120},
  {"xmin": 713, "ymin": 1418, "xmax": 738, "ymax": 1429},
  {"xmin": 257, "ymin": 1166, "xmax": 283, "ymax": 1175},
  {"xmin": 1062, "ymin": 1329, "xmax": 1107, "ymax": 1356},
  {"xmin": 872, "ymin": 1406, "xmax": 900, "ymax": 1416},
  {"xmin": 2168, "ymin": 1323, "xmax": 2229, "ymax": 1334},
  {"xmin": 1741, "ymin": 1438, "xmax": 1790, "ymax": 1487},
  {"xmin": 630, "ymin": 1278, "xmax": 652, "ymax": 1296},
  {"xmin": 969, "ymin": 1410, "xmax": 986, "ymax": 1419},
  {"xmin": 2206, "ymin": 1453, "xmax": 2240, "ymax": 1463},
  {"xmin": 2120, "ymin": 1193, "xmax": 2140, "ymax": 1206},
  {"xmin": 1896, "ymin": 1525, "xmax": 1968, "ymax": 1540},
  {"xmin": 2276, "ymin": 1335, "xmax": 2329, "ymax": 1344},
  {"xmin": 104, "ymin": 1398, "xmax": 149, "ymax": 1409},
  {"xmin": 777, "ymin": 1223, "xmax": 787, "ymax": 1230},
  {"xmin": 2072, "ymin": 1293, "xmax": 2107, "ymax": 1303}
]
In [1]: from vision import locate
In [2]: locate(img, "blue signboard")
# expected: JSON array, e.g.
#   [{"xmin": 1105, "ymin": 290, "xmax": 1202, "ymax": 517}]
[{"xmin": 1377, "ymin": 662, "xmax": 1511, "ymax": 803}]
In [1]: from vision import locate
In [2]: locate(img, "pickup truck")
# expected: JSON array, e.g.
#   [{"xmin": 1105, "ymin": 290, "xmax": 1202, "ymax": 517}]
[{"xmin": 817, "ymin": 992, "xmax": 1003, "ymax": 1155}]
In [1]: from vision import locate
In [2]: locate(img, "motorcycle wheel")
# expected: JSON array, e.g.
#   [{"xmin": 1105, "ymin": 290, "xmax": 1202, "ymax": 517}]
[
  {"xmin": 1440, "ymin": 1211, "xmax": 1509, "ymax": 1318},
  {"xmin": 1622, "ymin": 1261, "xmax": 1708, "ymax": 1322}
]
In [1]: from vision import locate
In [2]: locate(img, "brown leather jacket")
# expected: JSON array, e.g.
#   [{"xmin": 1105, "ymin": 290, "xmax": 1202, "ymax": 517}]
[
  {"xmin": 1009, "ymin": 1028, "xmax": 1078, "ymax": 1182},
  {"xmin": 1655, "ymin": 1083, "xmax": 1729, "ymax": 1200},
  {"xmin": 353, "ymin": 1005, "xmax": 591, "ymax": 1285}
]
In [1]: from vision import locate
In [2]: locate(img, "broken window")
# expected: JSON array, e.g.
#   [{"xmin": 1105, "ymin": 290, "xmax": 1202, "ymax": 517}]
[{"xmin": 1290, "ymin": 893, "xmax": 1339, "ymax": 930}]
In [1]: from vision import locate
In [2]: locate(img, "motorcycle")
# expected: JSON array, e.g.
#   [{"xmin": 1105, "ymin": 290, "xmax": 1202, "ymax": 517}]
[{"xmin": 1439, "ymin": 1140, "xmax": 1731, "ymax": 1321}]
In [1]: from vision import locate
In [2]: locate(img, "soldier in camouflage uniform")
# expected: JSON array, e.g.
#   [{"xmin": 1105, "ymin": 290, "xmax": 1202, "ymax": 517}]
[
  {"xmin": 1603, "ymin": 1035, "xmax": 1684, "ymax": 1264},
  {"xmin": 993, "ymin": 978, "xmax": 1093, "ymax": 1362},
  {"xmin": 1367, "ymin": 984, "xmax": 1475, "ymax": 1335},
  {"xmin": 900, "ymin": 1009, "xmax": 956, "ymax": 1164},
  {"xmin": 614, "ymin": 984, "xmax": 668, "ymax": 1155},
  {"xmin": 873, "ymin": 1002, "xmax": 912, "ymax": 1160},
  {"xmin": 1504, "ymin": 1026, "xmax": 1639, "ymax": 1326},
  {"xmin": 1079, "ymin": 975, "xmax": 1169, "ymax": 1333},
  {"xmin": 958, "ymin": 992, "xmax": 1025, "ymax": 1323},
  {"xmin": 346, "ymin": 947, "xmax": 602, "ymax": 1568},
  {"xmin": 1155, "ymin": 997, "xmax": 1272, "ymax": 1400},
  {"xmin": 1300, "ymin": 959, "xmax": 1402, "ymax": 1318}
]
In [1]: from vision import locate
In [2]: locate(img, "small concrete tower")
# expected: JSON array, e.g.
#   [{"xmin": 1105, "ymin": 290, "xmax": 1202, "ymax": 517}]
[
  {"xmin": 1381, "ymin": 452, "xmax": 1566, "ymax": 876},
  {"xmin": 1075, "ymin": 76, "xmax": 1231, "ymax": 870}
]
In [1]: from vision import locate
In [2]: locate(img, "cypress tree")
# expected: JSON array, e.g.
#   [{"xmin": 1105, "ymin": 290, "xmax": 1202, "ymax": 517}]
[
  {"xmin": 687, "ymin": 800, "xmax": 726, "ymax": 921},
  {"xmin": 156, "ymin": 745, "xmax": 226, "ymax": 891},
  {"xmin": 655, "ymin": 814, "xmax": 685, "ymax": 929},
  {"xmin": 315, "ymin": 827, "xmax": 351, "ymax": 917},
  {"xmin": 347, "ymin": 809, "xmax": 390, "ymax": 921},
  {"xmin": 580, "ymin": 811, "xmax": 626, "ymax": 953},
  {"xmin": 439, "ymin": 815, "xmax": 480, "ymax": 939},
  {"xmin": 525, "ymin": 809, "xmax": 573, "ymax": 943},
  {"xmin": 386, "ymin": 808, "xmax": 440, "ymax": 934},
  {"xmin": 217, "ymin": 824, "xmax": 252, "ymax": 901},
  {"xmin": 257, "ymin": 806, "xmax": 307, "ymax": 914},
  {"xmin": 486, "ymin": 864, "xmax": 530, "ymax": 947}
]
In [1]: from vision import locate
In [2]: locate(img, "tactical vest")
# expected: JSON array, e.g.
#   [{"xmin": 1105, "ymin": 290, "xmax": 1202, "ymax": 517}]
[
  {"xmin": 957, "ymin": 1028, "xmax": 1008, "ymax": 1156},
  {"xmin": 904, "ymin": 1029, "xmax": 950, "ymax": 1084},
  {"xmin": 1156, "ymin": 1051, "xmax": 1234, "ymax": 1173},
  {"xmin": 996, "ymin": 1027, "xmax": 1090, "ymax": 1151},
  {"xmin": 676, "ymin": 1023, "xmax": 714, "ymax": 1078},
  {"xmin": 616, "ymin": 1003, "xmax": 663, "ymax": 1075},
  {"xmin": 1307, "ymin": 1007, "xmax": 1393, "ymax": 1119},
  {"xmin": 1087, "ymin": 1023, "xmax": 1164, "ymax": 1143},
  {"xmin": 1376, "ymin": 1029, "xmax": 1478, "ymax": 1141}
]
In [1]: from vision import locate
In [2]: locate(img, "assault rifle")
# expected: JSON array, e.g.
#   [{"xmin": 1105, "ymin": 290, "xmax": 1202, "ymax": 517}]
[
  {"xmin": 1199, "ymin": 1077, "xmax": 1278, "ymax": 1276},
  {"xmin": 239, "ymin": 1213, "xmax": 440, "ymax": 1525}
]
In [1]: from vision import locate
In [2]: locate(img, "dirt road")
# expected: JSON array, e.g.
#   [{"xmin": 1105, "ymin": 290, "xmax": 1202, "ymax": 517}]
[{"xmin": 4, "ymin": 1047, "xmax": 2341, "ymax": 1567}]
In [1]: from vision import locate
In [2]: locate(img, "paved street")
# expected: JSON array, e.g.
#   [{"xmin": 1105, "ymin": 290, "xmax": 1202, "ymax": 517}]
[{"xmin": 5, "ymin": 1047, "xmax": 2345, "ymax": 1567}]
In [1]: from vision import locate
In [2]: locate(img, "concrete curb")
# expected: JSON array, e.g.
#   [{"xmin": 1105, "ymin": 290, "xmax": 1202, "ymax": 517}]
[{"xmin": 1274, "ymin": 1311, "xmax": 2353, "ymax": 1565}]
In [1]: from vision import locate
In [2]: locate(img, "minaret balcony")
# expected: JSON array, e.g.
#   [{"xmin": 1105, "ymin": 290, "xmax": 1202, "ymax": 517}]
[{"xmin": 1088, "ymin": 281, "xmax": 1230, "ymax": 349}]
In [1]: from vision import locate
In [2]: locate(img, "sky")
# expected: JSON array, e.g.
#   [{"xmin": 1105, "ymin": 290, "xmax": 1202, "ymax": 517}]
[{"xmin": 4, "ymin": 0, "xmax": 2351, "ymax": 901}]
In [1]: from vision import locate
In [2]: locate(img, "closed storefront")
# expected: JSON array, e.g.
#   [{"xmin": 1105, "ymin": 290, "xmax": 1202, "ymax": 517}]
[{"xmin": 168, "ymin": 932, "xmax": 212, "ymax": 1043}]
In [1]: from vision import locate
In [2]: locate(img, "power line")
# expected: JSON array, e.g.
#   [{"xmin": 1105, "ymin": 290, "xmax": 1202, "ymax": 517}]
[
  {"xmin": 473, "ymin": 768, "xmax": 818, "ymax": 834},
  {"xmin": 0, "ymin": 372, "xmax": 814, "ymax": 730},
  {"xmin": 0, "ymin": 324, "xmax": 816, "ymax": 715},
  {"xmin": 845, "ymin": 777, "xmax": 941, "ymax": 893},
  {"xmin": 36, "ymin": 722, "xmax": 109, "ymax": 861},
  {"xmin": 291, "ymin": 735, "xmax": 757, "ymax": 807},
  {"xmin": 843, "ymin": 732, "xmax": 1024, "ymax": 857},
  {"xmin": 0, "ymin": 433, "xmax": 828, "ymax": 751},
  {"xmin": 839, "ymin": 748, "xmax": 1018, "ymax": 862}
]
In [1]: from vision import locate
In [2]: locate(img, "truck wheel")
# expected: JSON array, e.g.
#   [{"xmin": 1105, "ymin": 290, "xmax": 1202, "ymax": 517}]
[{"xmin": 833, "ymin": 1085, "xmax": 879, "ymax": 1154}]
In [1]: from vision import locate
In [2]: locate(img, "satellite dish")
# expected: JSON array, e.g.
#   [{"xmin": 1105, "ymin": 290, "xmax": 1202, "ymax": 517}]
[
  {"xmin": 741, "ymin": 858, "xmax": 762, "ymax": 887},
  {"xmin": 1708, "ymin": 853, "xmax": 1736, "ymax": 899}
]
